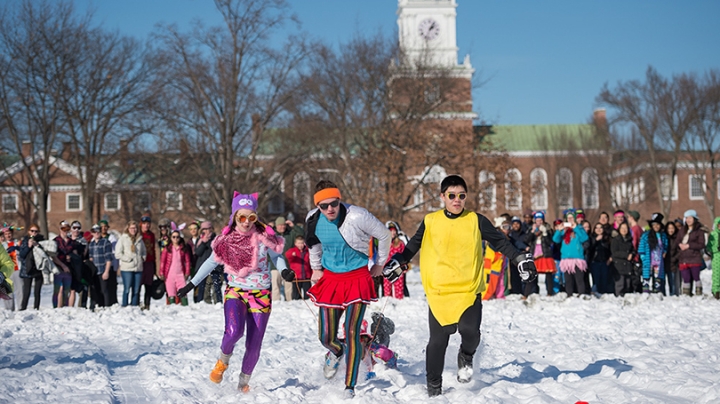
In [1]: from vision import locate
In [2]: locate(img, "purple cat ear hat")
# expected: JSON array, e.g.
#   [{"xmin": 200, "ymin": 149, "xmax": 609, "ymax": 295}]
[{"xmin": 224, "ymin": 191, "xmax": 258, "ymax": 234}]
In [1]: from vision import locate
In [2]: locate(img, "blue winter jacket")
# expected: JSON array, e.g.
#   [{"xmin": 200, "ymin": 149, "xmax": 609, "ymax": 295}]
[
  {"xmin": 552, "ymin": 226, "xmax": 589, "ymax": 260},
  {"xmin": 637, "ymin": 231, "xmax": 669, "ymax": 279}
]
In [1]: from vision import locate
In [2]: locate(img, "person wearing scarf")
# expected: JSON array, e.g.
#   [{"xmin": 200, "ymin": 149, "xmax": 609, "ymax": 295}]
[
  {"xmin": 637, "ymin": 213, "xmax": 669, "ymax": 294},
  {"xmin": 177, "ymin": 192, "xmax": 285, "ymax": 392},
  {"xmin": 552, "ymin": 209, "xmax": 589, "ymax": 296}
]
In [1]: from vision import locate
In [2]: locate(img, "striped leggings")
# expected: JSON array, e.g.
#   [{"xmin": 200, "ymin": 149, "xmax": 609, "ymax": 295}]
[{"xmin": 318, "ymin": 303, "xmax": 367, "ymax": 388}]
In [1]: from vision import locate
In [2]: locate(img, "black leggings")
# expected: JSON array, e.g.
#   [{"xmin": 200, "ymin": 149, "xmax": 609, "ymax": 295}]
[
  {"xmin": 21, "ymin": 277, "xmax": 42, "ymax": 310},
  {"xmin": 426, "ymin": 295, "xmax": 482, "ymax": 386}
]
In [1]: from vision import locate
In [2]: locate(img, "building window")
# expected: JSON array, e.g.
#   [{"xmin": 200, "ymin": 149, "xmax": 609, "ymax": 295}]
[
  {"xmin": 661, "ymin": 174, "xmax": 678, "ymax": 201},
  {"xmin": 479, "ymin": 171, "xmax": 497, "ymax": 211},
  {"xmin": 267, "ymin": 173, "xmax": 285, "ymax": 215},
  {"xmin": 2, "ymin": 194, "xmax": 18, "ymax": 212},
  {"xmin": 581, "ymin": 168, "xmax": 599, "ymax": 209},
  {"xmin": 104, "ymin": 193, "xmax": 120, "ymax": 211},
  {"xmin": 614, "ymin": 178, "xmax": 646, "ymax": 206},
  {"xmin": 505, "ymin": 168, "xmax": 522, "ymax": 211},
  {"xmin": 530, "ymin": 168, "xmax": 548, "ymax": 210},
  {"xmin": 412, "ymin": 185, "xmax": 424, "ymax": 212},
  {"xmin": 166, "ymin": 191, "xmax": 183, "ymax": 211},
  {"xmin": 689, "ymin": 175, "xmax": 705, "ymax": 201},
  {"xmin": 293, "ymin": 171, "xmax": 311, "ymax": 212},
  {"xmin": 196, "ymin": 190, "xmax": 215, "ymax": 212},
  {"xmin": 66, "ymin": 193, "xmax": 82, "ymax": 212},
  {"xmin": 556, "ymin": 168, "xmax": 573, "ymax": 210},
  {"xmin": 136, "ymin": 192, "xmax": 151, "ymax": 213},
  {"xmin": 423, "ymin": 165, "xmax": 446, "ymax": 210},
  {"xmin": 34, "ymin": 192, "xmax": 51, "ymax": 212}
]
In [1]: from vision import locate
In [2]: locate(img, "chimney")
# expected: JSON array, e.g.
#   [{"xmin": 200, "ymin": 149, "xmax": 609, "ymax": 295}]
[
  {"xmin": 593, "ymin": 108, "xmax": 607, "ymax": 129},
  {"xmin": 60, "ymin": 142, "xmax": 73, "ymax": 161},
  {"xmin": 118, "ymin": 139, "xmax": 130, "ymax": 170},
  {"xmin": 21, "ymin": 140, "xmax": 32, "ymax": 158}
]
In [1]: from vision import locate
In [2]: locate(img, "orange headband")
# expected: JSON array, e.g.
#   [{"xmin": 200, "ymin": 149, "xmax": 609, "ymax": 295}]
[{"xmin": 314, "ymin": 188, "xmax": 342, "ymax": 205}]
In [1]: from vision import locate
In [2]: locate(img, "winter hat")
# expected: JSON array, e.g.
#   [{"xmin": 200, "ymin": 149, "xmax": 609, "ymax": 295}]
[
  {"xmin": 158, "ymin": 218, "xmax": 171, "ymax": 228},
  {"xmin": 386, "ymin": 221, "xmax": 400, "ymax": 231},
  {"xmin": 533, "ymin": 211, "xmax": 545, "ymax": 220},
  {"xmin": 226, "ymin": 191, "xmax": 258, "ymax": 231},
  {"xmin": 628, "ymin": 210, "xmax": 640, "ymax": 221},
  {"xmin": 275, "ymin": 216, "xmax": 286, "ymax": 226},
  {"xmin": 200, "ymin": 221, "xmax": 213, "ymax": 230},
  {"xmin": 493, "ymin": 217, "xmax": 507, "ymax": 228},
  {"xmin": 563, "ymin": 208, "xmax": 576, "ymax": 219},
  {"xmin": 648, "ymin": 212, "xmax": 664, "ymax": 226},
  {"xmin": 553, "ymin": 219, "xmax": 564, "ymax": 226},
  {"xmin": 683, "ymin": 209, "xmax": 698, "ymax": 220},
  {"xmin": 90, "ymin": 224, "xmax": 101, "ymax": 233},
  {"xmin": 575, "ymin": 209, "xmax": 585, "ymax": 220},
  {"xmin": 511, "ymin": 216, "xmax": 522, "ymax": 224}
]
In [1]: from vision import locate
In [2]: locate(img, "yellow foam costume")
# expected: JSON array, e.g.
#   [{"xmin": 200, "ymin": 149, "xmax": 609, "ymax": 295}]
[{"xmin": 419, "ymin": 210, "xmax": 484, "ymax": 326}]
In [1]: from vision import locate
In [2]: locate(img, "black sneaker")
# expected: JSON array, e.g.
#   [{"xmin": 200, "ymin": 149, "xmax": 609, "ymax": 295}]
[
  {"xmin": 457, "ymin": 349, "xmax": 474, "ymax": 383},
  {"xmin": 427, "ymin": 381, "xmax": 442, "ymax": 397}
]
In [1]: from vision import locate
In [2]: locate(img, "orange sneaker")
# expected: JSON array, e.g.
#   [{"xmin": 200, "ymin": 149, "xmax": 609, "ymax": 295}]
[{"xmin": 209, "ymin": 360, "xmax": 228, "ymax": 383}]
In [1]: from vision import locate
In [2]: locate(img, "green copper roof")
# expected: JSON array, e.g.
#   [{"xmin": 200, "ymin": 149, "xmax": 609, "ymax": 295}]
[{"xmin": 484, "ymin": 124, "xmax": 598, "ymax": 152}]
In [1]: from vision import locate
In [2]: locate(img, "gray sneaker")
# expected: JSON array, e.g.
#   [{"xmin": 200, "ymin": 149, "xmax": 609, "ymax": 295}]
[
  {"xmin": 324, "ymin": 351, "xmax": 342, "ymax": 379},
  {"xmin": 237, "ymin": 372, "xmax": 251, "ymax": 392}
]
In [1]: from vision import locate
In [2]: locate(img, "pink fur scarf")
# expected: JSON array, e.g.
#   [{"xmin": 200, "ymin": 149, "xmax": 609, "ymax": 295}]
[{"xmin": 212, "ymin": 226, "xmax": 284, "ymax": 278}]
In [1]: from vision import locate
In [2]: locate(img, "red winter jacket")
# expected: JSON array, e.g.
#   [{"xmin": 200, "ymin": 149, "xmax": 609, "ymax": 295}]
[
  {"xmin": 160, "ymin": 244, "xmax": 192, "ymax": 278},
  {"xmin": 285, "ymin": 246, "xmax": 311, "ymax": 280}
]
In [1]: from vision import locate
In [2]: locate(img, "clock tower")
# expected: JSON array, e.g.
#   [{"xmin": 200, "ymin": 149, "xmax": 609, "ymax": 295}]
[{"xmin": 397, "ymin": 0, "xmax": 472, "ymax": 76}]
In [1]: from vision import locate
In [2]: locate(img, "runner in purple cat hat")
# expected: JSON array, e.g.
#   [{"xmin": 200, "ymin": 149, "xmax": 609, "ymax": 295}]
[{"xmin": 177, "ymin": 191, "xmax": 286, "ymax": 392}]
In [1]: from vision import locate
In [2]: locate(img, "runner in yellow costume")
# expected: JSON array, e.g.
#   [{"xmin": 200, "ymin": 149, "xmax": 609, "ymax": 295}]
[{"xmin": 383, "ymin": 175, "xmax": 537, "ymax": 397}]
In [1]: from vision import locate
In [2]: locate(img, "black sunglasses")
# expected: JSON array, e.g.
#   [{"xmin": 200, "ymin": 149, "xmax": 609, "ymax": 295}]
[
  {"xmin": 446, "ymin": 192, "xmax": 467, "ymax": 201},
  {"xmin": 318, "ymin": 199, "xmax": 340, "ymax": 210}
]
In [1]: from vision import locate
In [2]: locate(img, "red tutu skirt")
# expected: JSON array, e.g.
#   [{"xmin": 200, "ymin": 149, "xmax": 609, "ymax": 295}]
[
  {"xmin": 535, "ymin": 257, "xmax": 557, "ymax": 274},
  {"xmin": 307, "ymin": 267, "xmax": 377, "ymax": 309}
]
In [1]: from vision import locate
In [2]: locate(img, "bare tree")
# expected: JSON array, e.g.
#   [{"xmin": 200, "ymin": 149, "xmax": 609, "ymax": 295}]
[
  {"xmin": 57, "ymin": 23, "xmax": 160, "ymax": 227},
  {"xmin": 683, "ymin": 70, "xmax": 720, "ymax": 218},
  {"xmin": 153, "ymin": 0, "xmax": 310, "ymax": 221},
  {"xmin": 290, "ymin": 34, "xmax": 493, "ymax": 224},
  {"xmin": 0, "ymin": 1, "xmax": 82, "ymax": 234},
  {"xmin": 598, "ymin": 67, "xmax": 690, "ymax": 219}
]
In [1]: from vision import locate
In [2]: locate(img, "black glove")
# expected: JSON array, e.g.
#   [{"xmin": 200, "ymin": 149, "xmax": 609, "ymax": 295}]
[
  {"xmin": 513, "ymin": 252, "xmax": 537, "ymax": 282},
  {"xmin": 281, "ymin": 268, "xmax": 295, "ymax": 282},
  {"xmin": 382, "ymin": 254, "xmax": 408, "ymax": 283},
  {"xmin": 177, "ymin": 281, "xmax": 195, "ymax": 299}
]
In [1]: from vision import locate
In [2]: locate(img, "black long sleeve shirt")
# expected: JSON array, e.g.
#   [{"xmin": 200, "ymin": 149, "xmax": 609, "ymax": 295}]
[{"xmin": 398, "ymin": 209, "xmax": 522, "ymax": 264}]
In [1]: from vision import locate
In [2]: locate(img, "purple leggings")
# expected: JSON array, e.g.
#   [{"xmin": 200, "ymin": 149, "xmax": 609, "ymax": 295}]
[
  {"xmin": 220, "ymin": 298, "xmax": 270, "ymax": 375},
  {"xmin": 680, "ymin": 265, "xmax": 702, "ymax": 284}
]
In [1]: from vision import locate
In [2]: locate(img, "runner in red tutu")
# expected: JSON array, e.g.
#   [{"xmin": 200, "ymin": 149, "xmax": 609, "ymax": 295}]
[{"xmin": 301, "ymin": 180, "xmax": 391, "ymax": 398}]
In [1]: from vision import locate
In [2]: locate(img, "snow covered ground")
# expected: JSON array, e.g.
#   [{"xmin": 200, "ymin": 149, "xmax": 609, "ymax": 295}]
[{"xmin": 2, "ymin": 269, "xmax": 720, "ymax": 404}]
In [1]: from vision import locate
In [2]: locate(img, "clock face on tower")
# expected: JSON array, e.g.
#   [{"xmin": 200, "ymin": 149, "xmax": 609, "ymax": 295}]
[{"xmin": 418, "ymin": 18, "xmax": 440, "ymax": 41}]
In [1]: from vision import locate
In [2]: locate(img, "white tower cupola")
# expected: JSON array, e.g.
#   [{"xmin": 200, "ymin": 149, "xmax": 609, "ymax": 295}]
[{"xmin": 397, "ymin": 0, "xmax": 472, "ymax": 73}]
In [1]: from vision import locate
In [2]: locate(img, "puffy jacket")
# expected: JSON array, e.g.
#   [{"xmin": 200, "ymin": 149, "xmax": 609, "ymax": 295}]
[
  {"xmin": 665, "ymin": 232, "xmax": 680, "ymax": 273},
  {"xmin": 637, "ymin": 230, "xmax": 669, "ymax": 278},
  {"xmin": 159, "ymin": 244, "xmax": 192, "ymax": 278},
  {"xmin": 611, "ymin": 234, "xmax": 635, "ymax": 276},
  {"xmin": 114, "ymin": 233, "xmax": 147, "ymax": 272},
  {"xmin": 676, "ymin": 222, "xmax": 708, "ymax": 265},
  {"xmin": 305, "ymin": 203, "xmax": 391, "ymax": 271},
  {"xmin": 552, "ymin": 225, "xmax": 589, "ymax": 260},
  {"xmin": 525, "ymin": 224, "xmax": 554, "ymax": 258}
]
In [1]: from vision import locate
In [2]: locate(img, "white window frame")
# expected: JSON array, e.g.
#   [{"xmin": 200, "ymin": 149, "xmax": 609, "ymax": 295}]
[
  {"xmin": 34, "ymin": 192, "xmax": 51, "ymax": 212},
  {"xmin": 196, "ymin": 190, "xmax": 216, "ymax": 211},
  {"xmin": 104, "ymin": 193, "xmax": 121, "ymax": 211},
  {"xmin": 581, "ymin": 168, "xmax": 600, "ymax": 209},
  {"xmin": 165, "ymin": 191, "xmax": 183, "ymax": 211},
  {"xmin": 412, "ymin": 184, "xmax": 424, "ymax": 212},
  {"xmin": 2, "ymin": 193, "xmax": 18, "ymax": 213},
  {"xmin": 556, "ymin": 168, "xmax": 574, "ymax": 210},
  {"xmin": 66, "ymin": 193, "xmax": 82, "ymax": 212},
  {"xmin": 530, "ymin": 168, "xmax": 548, "ymax": 210},
  {"xmin": 136, "ymin": 191, "xmax": 151, "ymax": 213},
  {"xmin": 689, "ymin": 175, "xmax": 705, "ymax": 201},
  {"xmin": 478, "ymin": 170, "xmax": 497, "ymax": 212},
  {"xmin": 293, "ymin": 171, "xmax": 312, "ymax": 212},
  {"xmin": 505, "ymin": 168, "xmax": 522, "ymax": 211},
  {"xmin": 660, "ymin": 174, "xmax": 678, "ymax": 201}
]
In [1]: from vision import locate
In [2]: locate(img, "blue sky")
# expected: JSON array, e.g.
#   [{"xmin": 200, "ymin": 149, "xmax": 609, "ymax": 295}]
[{"xmin": 73, "ymin": 0, "xmax": 720, "ymax": 125}]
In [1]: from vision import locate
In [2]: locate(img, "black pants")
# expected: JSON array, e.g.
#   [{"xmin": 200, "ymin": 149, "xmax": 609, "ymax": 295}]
[
  {"xmin": 20, "ymin": 276, "xmax": 42, "ymax": 310},
  {"xmin": 614, "ymin": 273, "xmax": 633, "ymax": 296},
  {"xmin": 565, "ymin": 269, "xmax": 586, "ymax": 295},
  {"xmin": 107, "ymin": 269, "xmax": 118, "ymax": 305},
  {"xmin": 427, "ymin": 295, "xmax": 482, "ymax": 386},
  {"xmin": 89, "ymin": 272, "xmax": 105, "ymax": 310},
  {"xmin": 522, "ymin": 278, "xmax": 539, "ymax": 297},
  {"xmin": 291, "ymin": 280, "xmax": 311, "ymax": 300}
]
